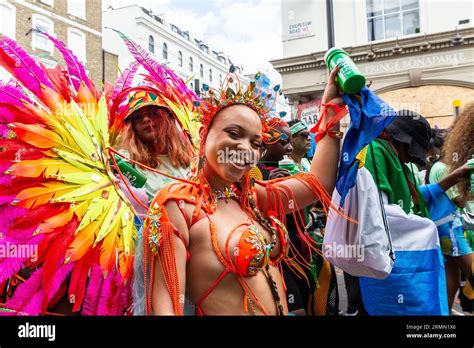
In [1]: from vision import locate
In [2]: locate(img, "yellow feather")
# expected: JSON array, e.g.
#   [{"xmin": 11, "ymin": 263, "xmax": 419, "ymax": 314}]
[
  {"xmin": 54, "ymin": 172, "xmax": 107, "ymax": 185},
  {"xmin": 68, "ymin": 101, "xmax": 105, "ymax": 158},
  {"xmin": 121, "ymin": 209, "xmax": 135, "ymax": 256},
  {"xmin": 52, "ymin": 148, "xmax": 105, "ymax": 172},
  {"xmin": 62, "ymin": 121, "xmax": 100, "ymax": 164},
  {"xmin": 94, "ymin": 197, "xmax": 121, "ymax": 245},
  {"xmin": 76, "ymin": 196, "xmax": 111, "ymax": 232},
  {"xmin": 94, "ymin": 97, "xmax": 110, "ymax": 148},
  {"xmin": 50, "ymin": 178, "xmax": 112, "ymax": 203}
]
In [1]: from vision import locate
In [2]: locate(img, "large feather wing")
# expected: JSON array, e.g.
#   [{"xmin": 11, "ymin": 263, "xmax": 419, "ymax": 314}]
[{"xmin": 0, "ymin": 37, "xmax": 137, "ymax": 316}]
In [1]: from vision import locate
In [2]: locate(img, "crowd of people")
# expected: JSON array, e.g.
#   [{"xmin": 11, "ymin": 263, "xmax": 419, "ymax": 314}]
[{"xmin": 0, "ymin": 31, "xmax": 472, "ymax": 316}]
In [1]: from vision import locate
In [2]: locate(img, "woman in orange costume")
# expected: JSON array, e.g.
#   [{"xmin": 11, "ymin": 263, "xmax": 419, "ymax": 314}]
[{"xmin": 142, "ymin": 66, "xmax": 346, "ymax": 315}]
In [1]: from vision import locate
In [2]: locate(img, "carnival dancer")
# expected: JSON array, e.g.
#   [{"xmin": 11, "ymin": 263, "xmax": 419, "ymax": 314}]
[
  {"xmin": 0, "ymin": 30, "xmax": 198, "ymax": 315},
  {"xmin": 118, "ymin": 92, "xmax": 192, "ymax": 203},
  {"xmin": 140, "ymin": 62, "xmax": 346, "ymax": 315}
]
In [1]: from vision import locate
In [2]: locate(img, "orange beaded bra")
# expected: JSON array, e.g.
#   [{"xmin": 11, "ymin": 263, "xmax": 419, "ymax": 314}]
[{"xmin": 144, "ymin": 181, "xmax": 290, "ymax": 315}]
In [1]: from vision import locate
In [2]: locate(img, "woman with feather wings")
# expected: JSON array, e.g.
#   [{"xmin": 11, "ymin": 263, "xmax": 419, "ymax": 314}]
[{"xmin": 0, "ymin": 30, "xmax": 200, "ymax": 315}]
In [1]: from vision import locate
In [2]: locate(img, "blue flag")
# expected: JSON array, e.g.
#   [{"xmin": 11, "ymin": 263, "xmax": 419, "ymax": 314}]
[
  {"xmin": 336, "ymin": 87, "xmax": 397, "ymax": 205},
  {"xmin": 359, "ymin": 202, "xmax": 448, "ymax": 316}
]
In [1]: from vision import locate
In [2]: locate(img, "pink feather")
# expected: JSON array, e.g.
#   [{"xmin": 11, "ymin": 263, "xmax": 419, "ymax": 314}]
[
  {"xmin": 0, "ymin": 35, "xmax": 54, "ymax": 96},
  {"xmin": 0, "ymin": 194, "xmax": 16, "ymax": 205},
  {"xmin": 121, "ymin": 281, "xmax": 132, "ymax": 315},
  {"xmin": 111, "ymin": 28, "xmax": 197, "ymax": 101},
  {"xmin": 4, "ymin": 267, "xmax": 43, "ymax": 311},
  {"xmin": 0, "ymin": 83, "xmax": 32, "ymax": 123},
  {"xmin": 109, "ymin": 271, "xmax": 126, "ymax": 315},
  {"xmin": 0, "ymin": 82, "xmax": 30, "ymax": 106},
  {"xmin": 0, "ymin": 258, "xmax": 24, "ymax": 284},
  {"xmin": 0, "ymin": 205, "xmax": 26, "ymax": 234},
  {"xmin": 112, "ymin": 61, "xmax": 139, "ymax": 99},
  {"xmin": 0, "ymin": 234, "xmax": 44, "ymax": 285},
  {"xmin": 109, "ymin": 28, "xmax": 167, "ymax": 85},
  {"xmin": 20, "ymin": 263, "xmax": 73, "ymax": 315},
  {"xmin": 96, "ymin": 271, "xmax": 115, "ymax": 315},
  {"xmin": 81, "ymin": 264, "xmax": 103, "ymax": 315},
  {"xmin": 39, "ymin": 31, "xmax": 95, "ymax": 95},
  {"xmin": 0, "ymin": 123, "xmax": 11, "ymax": 138},
  {"xmin": 0, "ymin": 175, "xmax": 13, "ymax": 186}
]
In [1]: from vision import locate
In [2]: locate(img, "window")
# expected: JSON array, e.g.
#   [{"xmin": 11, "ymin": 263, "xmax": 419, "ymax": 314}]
[
  {"xmin": 32, "ymin": 15, "xmax": 54, "ymax": 53},
  {"xmin": 209, "ymin": 68, "xmax": 212, "ymax": 82},
  {"xmin": 178, "ymin": 51, "xmax": 183, "ymax": 67},
  {"xmin": 200, "ymin": 44, "xmax": 209, "ymax": 54},
  {"xmin": 67, "ymin": 28, "xmax": 86, "ymax": 63},
  {"xmin": 148, "ymin": 35, "xmax": 154, "ymax": 53},
  {"xmin": 163, "ymin": 42, "xmax": 168, "ymax": 60},
  {"xmin": 200, "ymin": 64, "xmax": 204, "ymax": 78},
  {"xmin": 219, "ymin": 74, "xmax": 222, "ymax": 84},
  {"xmin": 67, "ymin": 0, "xmax": 86, "ymax": 20},
  {"xmin": 367, "ymin": 0, "xmax": 419, "ymax": 41},
  {"xmin": 190, "ymin": 82, "xmax": 194, "ymax": 91},
  {"xmin": 0, "ymin": 2, "xmax": 16, "ymax": 39},
  {"xmin": 189, "ymin": 57, "xmax": 193, "ymax": 72}
]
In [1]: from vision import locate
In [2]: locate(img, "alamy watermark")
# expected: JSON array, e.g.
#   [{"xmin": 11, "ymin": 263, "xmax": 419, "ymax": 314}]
[
  {"xmin": 18, "ymin": 322, "xmax": 55, "ymax": 341},
  {"xmin": 0, "ymin": 241, "xmax": 38, "ymax": 262},
  {"xmin": 217, "ymin": 148, "xmax": 259, "ymax": 167},
  {"xmin": 323, "ymin": 242, "xmax": 365, "ymax": 262}
]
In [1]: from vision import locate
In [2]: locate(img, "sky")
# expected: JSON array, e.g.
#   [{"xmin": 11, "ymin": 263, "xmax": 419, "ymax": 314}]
[{"xmin": 102, "ymin": 0, "xmax": 284, "ymax": 83}]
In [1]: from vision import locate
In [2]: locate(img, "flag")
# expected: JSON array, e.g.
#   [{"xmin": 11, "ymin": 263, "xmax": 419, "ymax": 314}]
[
  {"xmin": 336, "ymin": 87, "xmax": 396, "ymax": 205},
  {"xmin": 359, "ymin": 200, "xmax": 449, "ymax": 315}
]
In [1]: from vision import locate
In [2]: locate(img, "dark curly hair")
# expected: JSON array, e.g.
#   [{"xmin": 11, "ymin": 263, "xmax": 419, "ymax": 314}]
[{"xmin": 443, "ymin": 100, "xmax": 474, "ymax": 201}]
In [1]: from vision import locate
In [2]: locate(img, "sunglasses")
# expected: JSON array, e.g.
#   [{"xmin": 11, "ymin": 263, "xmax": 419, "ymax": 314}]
[{"xmin": 128, "ymin": 107, "xmax": 172, "ymax": 123}]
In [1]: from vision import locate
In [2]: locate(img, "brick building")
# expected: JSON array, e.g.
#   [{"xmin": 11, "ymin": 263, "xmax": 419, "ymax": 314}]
[{"xmin": 0, "ymin": 0, "xmax": 118, "ymax": 86}]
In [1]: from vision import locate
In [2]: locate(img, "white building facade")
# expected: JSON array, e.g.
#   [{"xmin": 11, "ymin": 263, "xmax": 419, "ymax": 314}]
[
  {"xmin": 272, "ymin": 0, "xmax": 474, "ymax": 127},
  {"xmin": 103, "ymin": 5, "xmax": 247, "ymax": 95}
]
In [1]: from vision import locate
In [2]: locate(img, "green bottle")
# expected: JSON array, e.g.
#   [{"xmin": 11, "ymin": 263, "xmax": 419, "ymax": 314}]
[
  {"xmin": 324, "ymin": 47, "xmax": 366, "ymax": 94},
  {"xmin": 278, "ymin": 155, "xmax": 300, "ymax": 175},
  {"xmin": 113, "ymin": 155, "xmax": 147, "ymax": 188},
  {"xmin": 468, "ymin": 155, "xmax": 474, "ymax": 196}
]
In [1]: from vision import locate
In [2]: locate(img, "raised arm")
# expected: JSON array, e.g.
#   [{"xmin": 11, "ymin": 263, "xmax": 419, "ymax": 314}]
[{"xmin": 255, "ymin": 66, "xmax": 345, "ymax": 214}]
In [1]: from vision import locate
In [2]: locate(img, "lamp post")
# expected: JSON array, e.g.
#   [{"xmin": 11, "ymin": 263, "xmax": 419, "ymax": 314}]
[
  {"xmin": 452, "ymin": 99, "xmax": 461, "ymax": 117},
  {"xmin": 326, "ymin": 0, "xmax": 335, "ymax": 49}
]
